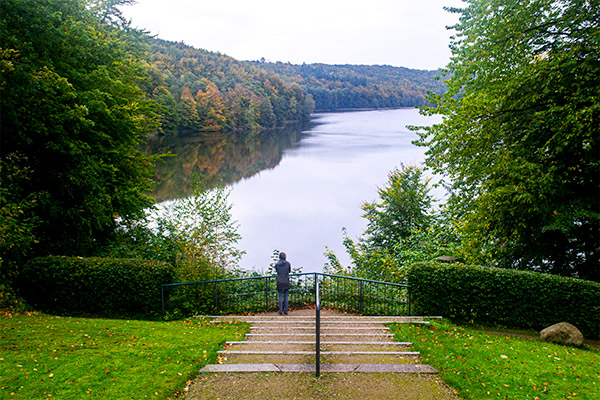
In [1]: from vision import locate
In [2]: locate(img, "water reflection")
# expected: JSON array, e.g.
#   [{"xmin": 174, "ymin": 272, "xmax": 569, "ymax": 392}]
[
  {"xmin": 144, "ymin": 109, "xmax": 440, "ymax": 274},
  {"xmin": 228, "ymin": 108, "xmax": 442, "ymax": 273},
  {"xmin": 143, "ymin": 126, "xmax": 306, "ymax": 202}
]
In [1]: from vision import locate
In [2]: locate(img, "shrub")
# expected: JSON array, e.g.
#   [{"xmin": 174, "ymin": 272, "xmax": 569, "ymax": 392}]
[
  {"xmin": 18, "ymin": 256, "xmax": 175, "ymax": 319},
  {"xmin": 104, "ymin": 178, "xmax": 242, "ymax": 283},
  {"xmin": 407, "ymin": 262, "xmax": 600, "ymax": 339}
]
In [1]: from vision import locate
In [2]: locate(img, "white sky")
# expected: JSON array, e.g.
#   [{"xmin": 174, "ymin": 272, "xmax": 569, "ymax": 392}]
[{"xmin": 120, "ymin": 0, "xmax": 464, "ymax": 71}]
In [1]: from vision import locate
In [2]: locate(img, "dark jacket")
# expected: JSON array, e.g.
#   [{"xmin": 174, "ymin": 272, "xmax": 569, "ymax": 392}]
[{"xmin": 275, "ymin": 259, "xmax": 291, "ymax": 290}]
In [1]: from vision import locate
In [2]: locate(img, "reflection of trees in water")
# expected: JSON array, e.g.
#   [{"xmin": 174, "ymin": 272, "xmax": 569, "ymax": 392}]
[{"xmin": 142, "ymin": 126, "xmax": 306, "ymax": 202}]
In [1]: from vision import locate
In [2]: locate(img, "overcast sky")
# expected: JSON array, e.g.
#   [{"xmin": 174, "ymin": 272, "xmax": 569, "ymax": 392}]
[{"xmin": 120, "ymin": 0, "xmax": 464, "ymax": 71}]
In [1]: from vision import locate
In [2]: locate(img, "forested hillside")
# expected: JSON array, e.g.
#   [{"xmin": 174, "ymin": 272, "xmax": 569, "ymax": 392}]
[
  {"xmin": 248, "ymin": 61, "xmax": 446, "ymax": 112},
  {"xmin": 145, "ymin": 39, "xmax": 314, "ymax": 135},
  {"xmin": 139, "ymin": 39, "xmax": 445, "ymax": 135}
]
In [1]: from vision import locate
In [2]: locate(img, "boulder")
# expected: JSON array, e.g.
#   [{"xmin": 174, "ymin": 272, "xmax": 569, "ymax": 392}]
[{"xmin": 540, "ymin": 322, "xmax": 584, "ymax": 346}]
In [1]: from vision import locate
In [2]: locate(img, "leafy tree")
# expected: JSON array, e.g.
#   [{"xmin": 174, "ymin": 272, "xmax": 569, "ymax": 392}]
[
  {"xmin": 341, "ymin": 166, "xmax": 457, "ymax": 282},
  {"xmin": 152, "ymin": 85, "xmax": 180, "ymax": 136},
  {"xmin": 179, "ymin": 86, "xmax": 201, "ymax": 132},
  {"xmin": 104, "ymin": 178, "xmax": 243, "ymax": 282},
  {"xmin": 414, "ymin": 0, "xmax": 599, "ymax": 280},
  {"xmin": 362, "ymin": 166, "xmax": 433, "ymax": 247},
  {"xmin": 0, "ymin": 0, "xmax": 159, "ymax": 259},
  {"xmin": 195, "ymin": 79, "xmax": 226, "ymax": 131}
]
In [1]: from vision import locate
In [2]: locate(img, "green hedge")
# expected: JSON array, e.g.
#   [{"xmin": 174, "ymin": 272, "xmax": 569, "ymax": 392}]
[
  {"xmin": 407, "ymin": 262, "xmax": 600, "ymax": 340},
  {"xmin": 19, "ymin": 256, "xmax": 175, "ymax": 319}
]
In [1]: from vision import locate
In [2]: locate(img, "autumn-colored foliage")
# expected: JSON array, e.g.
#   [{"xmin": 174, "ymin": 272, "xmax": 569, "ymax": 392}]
[{"xmin": 146, "ymin": 39, "xmax": 311, "ymax": 135}]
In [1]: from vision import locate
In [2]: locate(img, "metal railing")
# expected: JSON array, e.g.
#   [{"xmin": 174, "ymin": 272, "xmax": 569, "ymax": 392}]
[
  {"xmin": 160, "ymin": 272, "xmax": 410, "ymax": 318},
  {"xmin": 315, "ymin": 275, "xmax": 321, "ymax": 378}
]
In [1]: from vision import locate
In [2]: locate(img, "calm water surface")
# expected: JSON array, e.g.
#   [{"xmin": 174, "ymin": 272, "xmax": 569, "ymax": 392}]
[{"xmin": 229, "ymin": 108, "xmax": 441, "ymax": 273}]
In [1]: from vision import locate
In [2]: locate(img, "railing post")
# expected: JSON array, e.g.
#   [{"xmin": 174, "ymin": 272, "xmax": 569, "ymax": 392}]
[
  {"xmin": 315, "ymin": 275, "xmax": 320, "ymax": 378},
  {"xmin": 265, "ymin": 276, "xmax": 269, "ymax": 311},
  {"xmin": 161, "ymin": 285, "xmax": 165, "ymax": 318},
  {"xmin": 408, "ymin": 285, "xmax": 412, "ymax": 316},
  {"xmin": 214, "ymin": 281, "xmax": 218, "ymax": 312},
  {"xmin": 359, "ymin": 280, "xmax": 364, "ymax": 314}
]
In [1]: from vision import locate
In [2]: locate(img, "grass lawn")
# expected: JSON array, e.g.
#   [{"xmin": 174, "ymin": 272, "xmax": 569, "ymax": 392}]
[
  {"xmin": 0, "ymin": 312, "xmax": 248, "ymax": 399},
  {"xmin": 390, "ymin": 320, "xmax": 600, "ymax": 400}
]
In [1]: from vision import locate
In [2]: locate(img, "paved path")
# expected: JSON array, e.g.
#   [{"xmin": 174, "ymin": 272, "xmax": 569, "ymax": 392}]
[{"xmin": 184, "ymin": 309, "xmax": 457, "ymax": 400}]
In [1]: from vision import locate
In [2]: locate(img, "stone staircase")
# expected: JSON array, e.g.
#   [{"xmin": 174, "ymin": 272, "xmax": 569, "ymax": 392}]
[{"xmin": 200, "ymin": 308, "xmax": 439, "ymax": 374}]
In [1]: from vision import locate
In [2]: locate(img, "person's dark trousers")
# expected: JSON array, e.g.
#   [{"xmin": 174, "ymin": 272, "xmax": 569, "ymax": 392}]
[{"xmin": 278, "ymin": 289, "xmax": 289, "ymax": 314}]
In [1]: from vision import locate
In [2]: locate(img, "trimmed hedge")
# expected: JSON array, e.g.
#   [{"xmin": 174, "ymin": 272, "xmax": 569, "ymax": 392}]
[
  {"xmin": 19, "ymin": 256, "xmax": 175, "ymax": 319},
  {"xmin": 407, "ymin": 262, "xmax": 600, "ymax": 340}
]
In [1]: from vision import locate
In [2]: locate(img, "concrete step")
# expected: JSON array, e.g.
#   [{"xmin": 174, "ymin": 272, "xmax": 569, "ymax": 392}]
[
  {"xmin": 200, "ymin": 363, "xmax": 439, "ymax": 374},
  {"xmin": 321, "ymin": 353, "xmax": 421, "ymax": 365},
  {"xmin": 221, "ymin": 353, "xmax": 315, "ymax": 365},
  {"xmin": 227, "ymin": 341, "xmax": 412, "ymax": 345},
  {"xmin": 212, "ymin": 319, "xmax": 430, "ymax": 325},
  {"xmin": 227, "ymin": 342, "xmax": 411, "ymax": 353},
  {"xmin": 219, "ymin": 350, "xmax": 419, "ymax": 356},
  {"xmin": 207, "ymin": 315, "xmax": 441, "ymax": 321},
  {"xmin": 249, "ymin": 326, "xmax": 391, "ymax": 331},
  {"xmin": 203, "ymin": 309, "xmax": 440, "ymax": 374},
  {"xmin": 246, "ymin": 333, "xmax": 395, "ymax": 338}
]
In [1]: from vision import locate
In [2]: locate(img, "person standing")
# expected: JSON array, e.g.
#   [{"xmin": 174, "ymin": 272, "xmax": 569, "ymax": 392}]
[{"xmin": 275, "ymin": 252, "xmax": 291, "ymax": 315}]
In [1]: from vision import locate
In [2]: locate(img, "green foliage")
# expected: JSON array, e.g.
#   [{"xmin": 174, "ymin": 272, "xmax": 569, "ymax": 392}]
[
  {"xmin": 0, "ymin": 313, "xmax": 248, "ymax": 399},
  {"xmin": 406, "ymin": 262, "xmax": 600, "ymax": 340},
  {"xmin": 0, "ymin": 0, "xmax": 159, "ymax": 259},
  {"xmin": 390, "ymin": 320, "xmax": 600, "ymax": 399},
  {"xmin": 0, "ymin": 156, "xmax": 40, "ymax": 289},
  {"xmin": 18, "ymin": 256, "xmax": 175, "ymax": 319},
  {"xmin": 155, "ymin": 183, "xmax": 243, "ymax": 281},
  {"xmin": 106, "ymin": 179, "xmax": 243, "ymax": 283},
  {"xmin": 101, "ymin": 176, "xmax": 244, "ymax": 318},
  {"xmin": 250, "ymin": 62, "xmax": 446, "ymax": 111},
  {"xmin": 362, "ymin": 166, "xmax": 433, "ymax": 244},
  {"xmin": 414, "ymin": 0, "xmax": 600, "ymax": 280},
  {"xmin": 341, "ymin": 166, "xmax": 459, "ymax": 282}
]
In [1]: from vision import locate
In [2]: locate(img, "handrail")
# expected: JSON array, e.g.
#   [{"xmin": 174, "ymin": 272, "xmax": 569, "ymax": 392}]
[
  {"xmin": 315, "ymin": 274, "xmax": 321, "ymax": 378},
  {"xmin": 161, "ymin": 272, "xmax": 410, "ymax": 288},
  {"xmin": 161, "ymin": 274, "xmax": 271, "ymax": 287},
  {"xmin": 317, "ymin": 272, "xmax": 410, "ymax": 288}
]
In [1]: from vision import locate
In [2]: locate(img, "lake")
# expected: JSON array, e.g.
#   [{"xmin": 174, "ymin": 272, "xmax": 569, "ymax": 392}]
[{"xmin": 226, "ymin": 108, "xmax": 441, "ymax": 273}]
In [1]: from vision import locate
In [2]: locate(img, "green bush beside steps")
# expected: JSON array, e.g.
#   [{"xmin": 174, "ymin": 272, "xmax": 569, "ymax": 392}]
[
  {"xmin": 407, "ymin": 262, "xmax": 600, "ymax": 340},
  {"xmin": 18, "ymin": 256, "xmax": 175, "ymax": 319}
]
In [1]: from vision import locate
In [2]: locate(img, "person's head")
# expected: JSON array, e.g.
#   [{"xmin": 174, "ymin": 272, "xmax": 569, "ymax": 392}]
[{"xmin": 279, "ymin": 252, "xmax": 286, "ymax": 260}]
